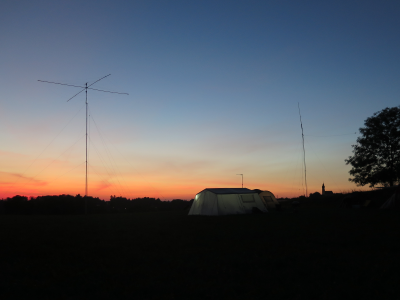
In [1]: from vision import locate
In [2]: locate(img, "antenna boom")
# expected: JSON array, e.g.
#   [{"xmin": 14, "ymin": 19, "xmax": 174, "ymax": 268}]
[{"xmin": 38, "ymin": 76, "xmax": 129, "ymax": 102}]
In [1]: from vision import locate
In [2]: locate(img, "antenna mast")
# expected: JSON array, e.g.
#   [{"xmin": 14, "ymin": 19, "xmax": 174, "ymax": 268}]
[
  {"xmin": 38, "ymin": 75, "xmax": 128, "ymax": 212},
  {"xmin": 298, "ymin": 103, "xmax": 308, "ymax": 197},
  {"xmin": 85, "ymin": 82, "xmax": 88, "ymax": 198}
]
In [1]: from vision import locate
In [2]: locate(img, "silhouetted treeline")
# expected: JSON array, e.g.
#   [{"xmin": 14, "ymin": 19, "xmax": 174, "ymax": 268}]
[
  {"xmin": 0, "ymin": 194, "xmax": 193, "ymax": 215},
  {"xmin": 277, "ymin": 186, "xmax": 396, "ymax": 209},
  {"xmin": 109, "ymin": 195, "xmax": 193, "ymax": 212}
]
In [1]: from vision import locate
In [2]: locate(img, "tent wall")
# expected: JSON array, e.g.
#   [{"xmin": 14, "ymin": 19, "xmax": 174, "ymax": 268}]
[
  {"xmin": 188, "ymin": 192, "xmax": 202, "ymax": 215},
  {"xmin": 188, "ymin": 190, "xmax": 218, "ymax": 215},
  {"xmin": 201, "ymin": 190, "xmax": 218, "ymax": 215},
  {"xmin": 239, "ymin": 193, "xmax": 268, "ymax": 213},
  {"xmin": 217, "ymin": 194, "xmax": 245, "ymax": 215},
  {"xmin": 258, "ymin": 191, "xmax": 279, "ymax": 209}
]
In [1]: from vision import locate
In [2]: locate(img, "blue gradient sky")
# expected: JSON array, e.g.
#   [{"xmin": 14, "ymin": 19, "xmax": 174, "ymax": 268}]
[{"xmin": 1, "ymin": 0, "xmax": 399, "ymax": 199}]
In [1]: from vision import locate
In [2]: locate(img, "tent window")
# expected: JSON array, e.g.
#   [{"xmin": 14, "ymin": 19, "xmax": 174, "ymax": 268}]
[{"xmin": 240, "ymin": 194, "xmax": 255, "ymax": 203}]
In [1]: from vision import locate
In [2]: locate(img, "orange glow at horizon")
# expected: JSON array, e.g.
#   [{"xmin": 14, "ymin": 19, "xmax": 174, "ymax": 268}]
[
  {"xmin": 1, "ymin": 131, "xmax": 369, "ymax": 201},
  {"xmin": 1, "ymin": 168, "xmax": 358, "ymax": 201}
]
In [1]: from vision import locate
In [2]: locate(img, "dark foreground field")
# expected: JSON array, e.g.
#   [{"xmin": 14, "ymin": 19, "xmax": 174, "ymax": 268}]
[{"xmin": 0, "ymin": 205, "xmax": 399, "ymax": 299}]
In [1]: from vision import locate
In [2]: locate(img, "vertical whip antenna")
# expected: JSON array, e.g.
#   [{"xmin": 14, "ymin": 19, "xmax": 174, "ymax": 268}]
[
  {"xmin": 298, "ymin": 103, "xmax": 308, "ymax": 197},
  {"xmin": 85, "ymin": 82, "xmax": 88, "ymax": 206},
  {"xmin": 38, "ymin": 75, "xmax": 129, "ymax": 213}
]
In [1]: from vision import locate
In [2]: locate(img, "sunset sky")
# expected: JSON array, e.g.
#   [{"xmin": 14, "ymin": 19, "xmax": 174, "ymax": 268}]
[{"xmin": 1, "ymin": 0, "xmax": 400, "ymax": 200}]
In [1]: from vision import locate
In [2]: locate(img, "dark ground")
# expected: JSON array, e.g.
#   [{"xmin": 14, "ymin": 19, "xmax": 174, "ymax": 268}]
[{"xmin": 0, "ymin": 198, "xmax": 399, "ymax": 299}]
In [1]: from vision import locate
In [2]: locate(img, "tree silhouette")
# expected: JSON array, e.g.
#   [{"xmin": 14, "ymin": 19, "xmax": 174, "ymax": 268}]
[
  {"xmin": 345, "ymin": 106, "xmax": 400, "ymax": 187},
  {"xmin": 0, "ymin": 194, "xmax": 192, "ymax": 214}
]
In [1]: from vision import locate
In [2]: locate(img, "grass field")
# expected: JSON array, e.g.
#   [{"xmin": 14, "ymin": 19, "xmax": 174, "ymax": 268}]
[{"xmin": 0, "ymin": 204, "xmax": 399, "ymax": 299}]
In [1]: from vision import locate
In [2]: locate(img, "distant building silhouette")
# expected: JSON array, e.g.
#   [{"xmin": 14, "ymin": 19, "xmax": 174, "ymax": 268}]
[{"xmin": 322, "ymin": 183, "xmax": 333, "ymax": 195}]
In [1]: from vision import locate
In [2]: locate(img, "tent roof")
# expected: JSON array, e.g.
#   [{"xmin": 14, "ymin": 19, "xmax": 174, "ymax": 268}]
[{"xmin": 199, "ymin": 188, "xmax": 255, "ymax": 195}]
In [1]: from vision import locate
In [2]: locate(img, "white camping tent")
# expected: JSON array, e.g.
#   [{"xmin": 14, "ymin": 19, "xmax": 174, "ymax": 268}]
[
  {"xmin": 188, "ymin": 188, "xmax": 268, "ymax": 216},
  {"xmin": 254, "ymin": 189, "xmax": 280, "ymax": 209},
  {"xmin": 381, "ymin": 185, "xmax": 400, "ymax": 209}
]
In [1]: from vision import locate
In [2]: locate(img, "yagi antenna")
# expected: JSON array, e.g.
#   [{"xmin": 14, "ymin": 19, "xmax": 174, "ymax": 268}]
[{"xmin": 38, "ymin": 74, "xmax": 129, "ymax": 213}]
